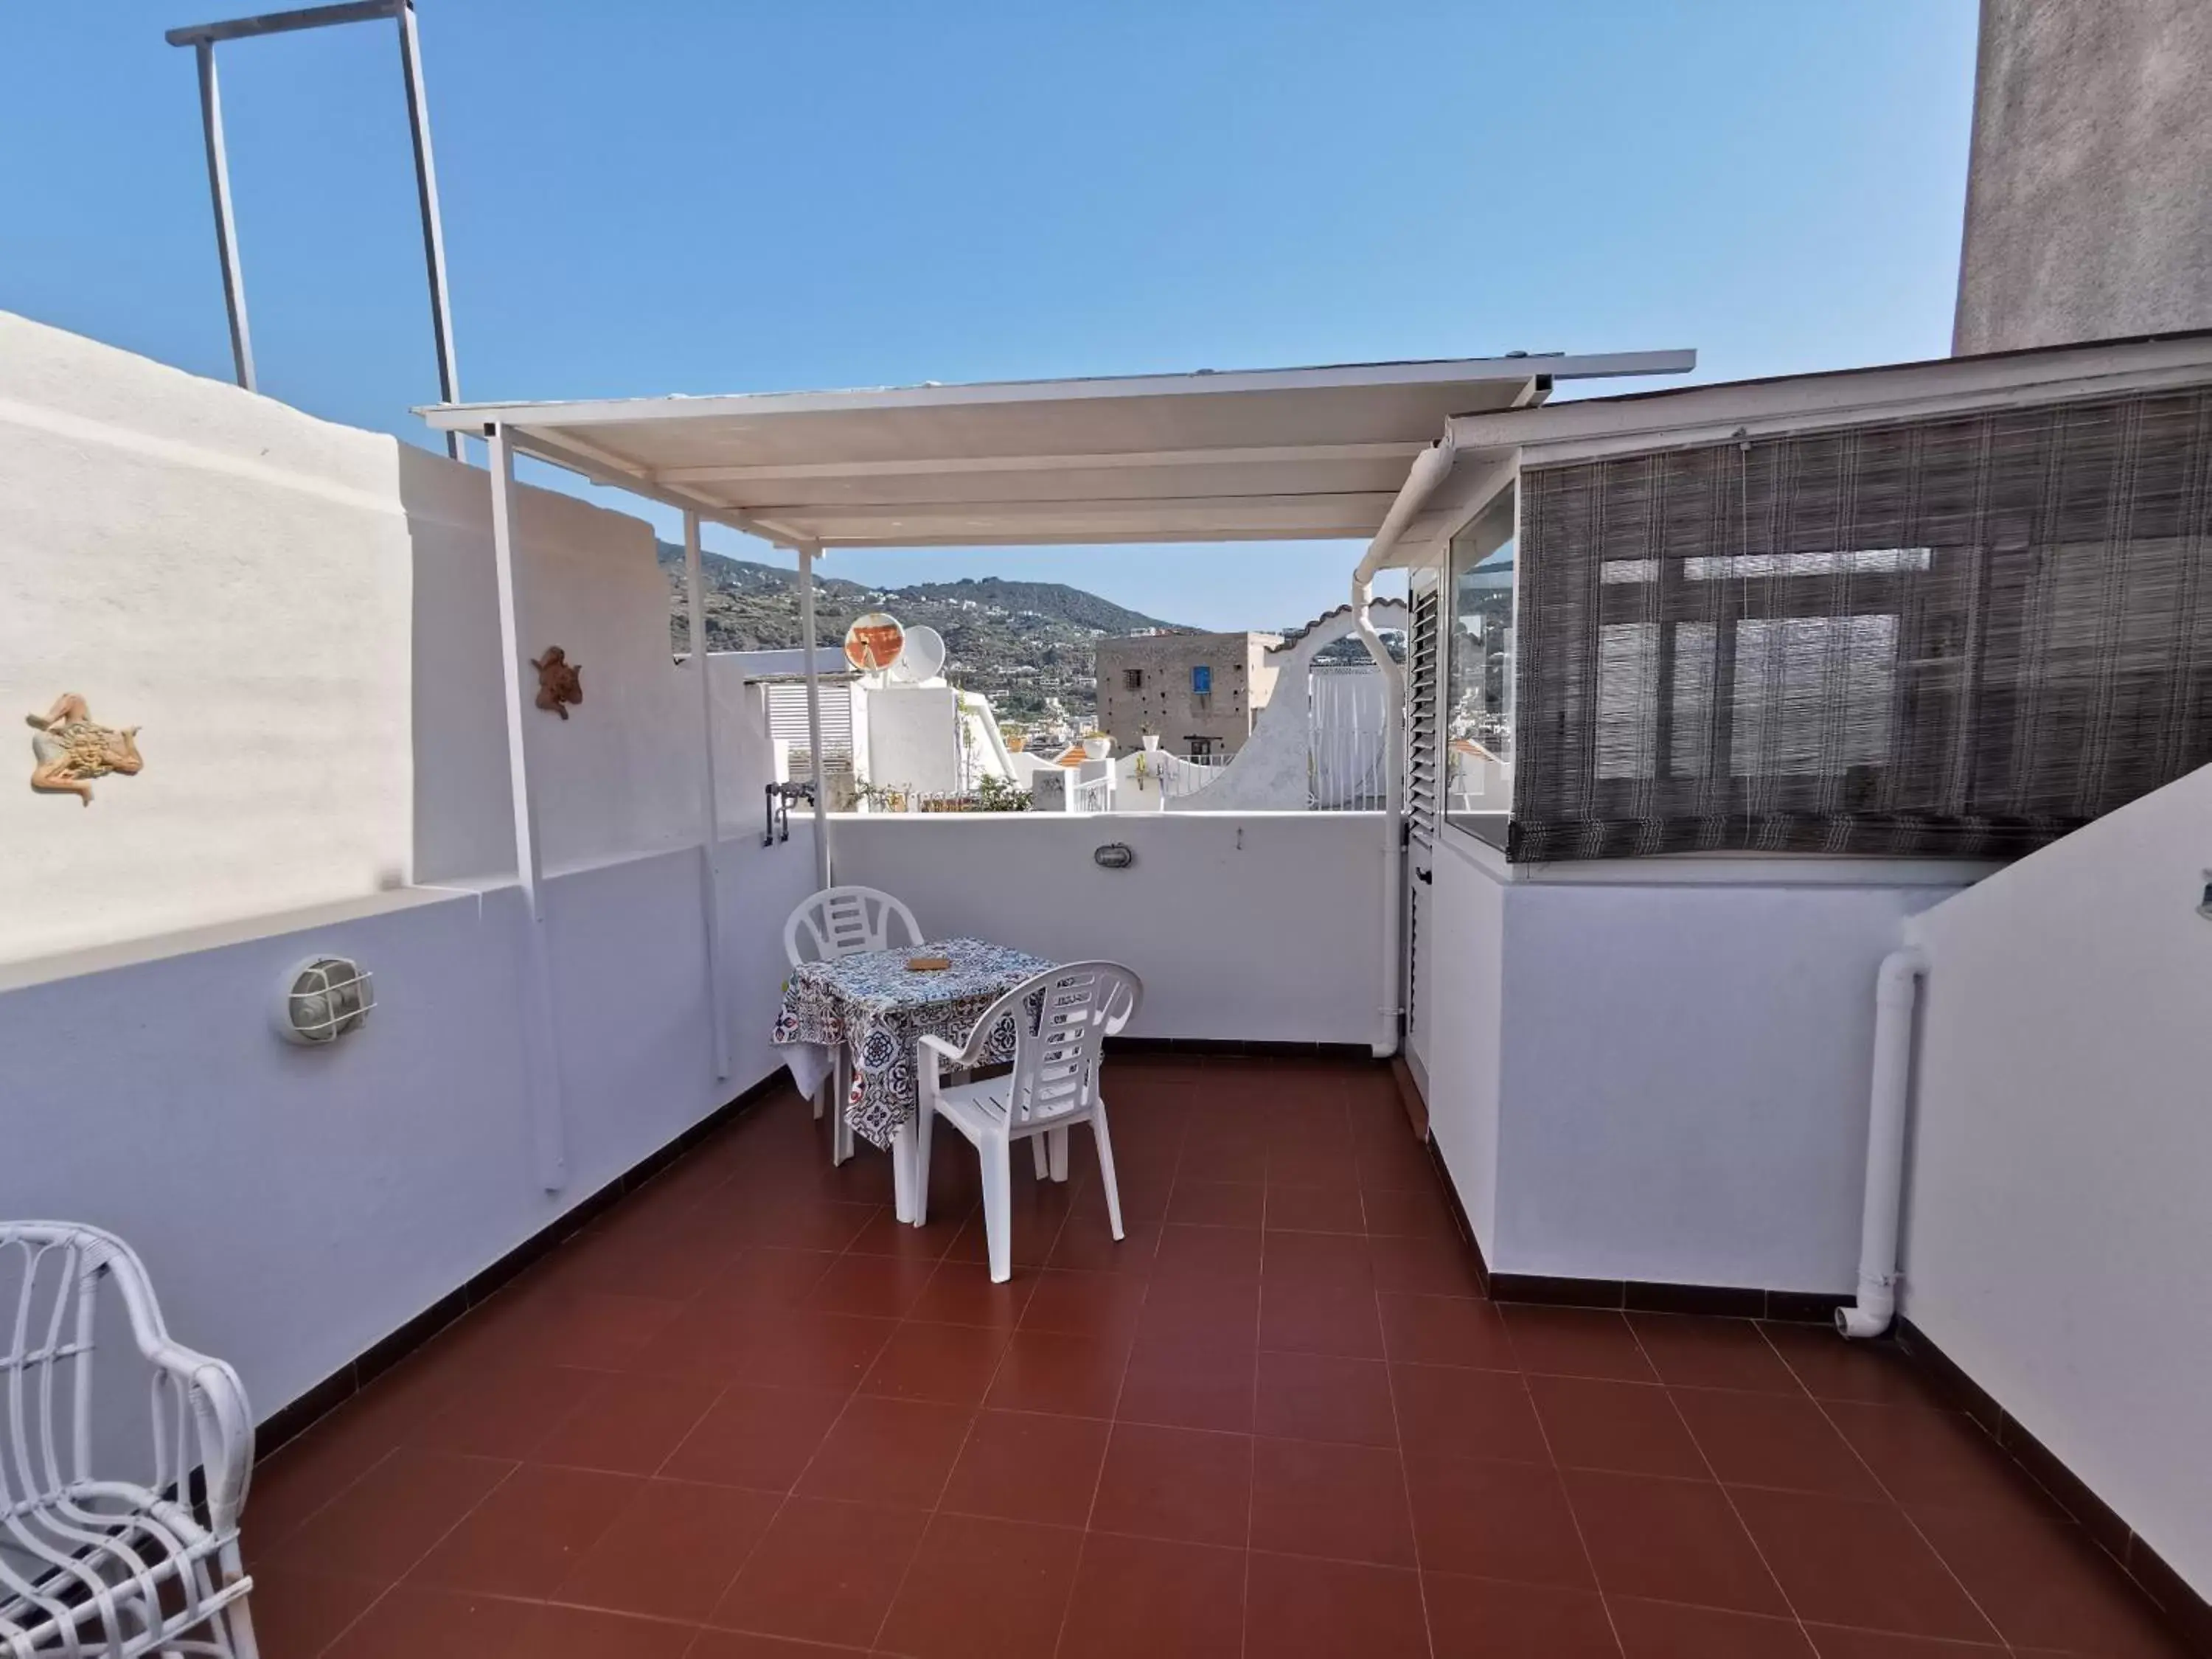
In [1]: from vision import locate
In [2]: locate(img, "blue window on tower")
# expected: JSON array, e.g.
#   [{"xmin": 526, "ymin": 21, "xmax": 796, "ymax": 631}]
[{"xmin": 1192, "ymin": 665, "xmax": 1212, "ymax": 695}]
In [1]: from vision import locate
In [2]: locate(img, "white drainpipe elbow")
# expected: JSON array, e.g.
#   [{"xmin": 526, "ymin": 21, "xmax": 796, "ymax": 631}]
[
  {"xmin": 1837, "ymin": 945, "xmax": 1929, "ymax": 1339},
  {"xmin": 1352, "ymin": 438, "xmax": 1456, "ymax": 1059}
]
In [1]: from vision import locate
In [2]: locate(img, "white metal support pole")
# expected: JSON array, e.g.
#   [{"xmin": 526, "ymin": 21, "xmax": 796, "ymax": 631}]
[
  {"xmin": 394, "ymin": 0, "xmax": 462, "ymax": 461},
  {"xmin": 684, "ymin": 512, "xmax": 732, "ymax": 1082},
  {"xmin": 798, "ymin": 543, "xmax": 832, "ymax": 890},
  {"xmin": 487, "ymin": 425, "xmax": 568, "ymax": 1190},
  {"xmin": 191, "ymin": 41, "xmax": 254, "ymax": 391}
]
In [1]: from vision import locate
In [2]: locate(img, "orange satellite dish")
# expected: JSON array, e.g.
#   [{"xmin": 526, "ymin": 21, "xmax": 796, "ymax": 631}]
[{"xmin": 843, "ymin": 613, "xmax": 905, "ymax": 673}]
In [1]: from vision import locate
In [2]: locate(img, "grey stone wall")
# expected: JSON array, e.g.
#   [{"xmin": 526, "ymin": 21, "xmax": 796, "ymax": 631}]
[{"xmin": 1954, "ymin": 0, "xmax": 2212, "ymax": 355}]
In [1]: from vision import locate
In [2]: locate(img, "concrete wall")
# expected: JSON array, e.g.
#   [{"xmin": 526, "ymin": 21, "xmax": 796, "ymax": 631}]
[
  {"xmin": 0, "ymin": 314, "xmax": 823, "ymax": 1419},
  {"xmin": 1419, "ymin": 835, "xmax": 1973, "ymax": 1293},
  {"xmin": 827, "ymin": 812, "xmax": 1386, "ymax": 1048},
  {"xmin": 1954, "ymin": 0, "xmax": 2212, "ymax": 354},
  {"xmin": 1902, "ymin": 762, "xmax": 2212, "ymax": 1599}
]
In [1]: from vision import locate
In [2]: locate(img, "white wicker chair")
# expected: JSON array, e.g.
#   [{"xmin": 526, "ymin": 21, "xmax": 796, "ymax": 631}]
[
  {"xmin": 914, "ymin": 961, "xmax": 1141, "ymax": 1282},
  {"xmin": 0, "ymin": 1223, "xmax": 257, "ymax": 1659},
  {"xmin": 782, "ymin": 886, "xmax": 925, "ymax": 1164}
]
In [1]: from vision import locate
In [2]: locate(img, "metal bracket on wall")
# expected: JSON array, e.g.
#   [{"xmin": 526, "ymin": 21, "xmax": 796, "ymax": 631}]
[
  {"xmin": 166, "ymin": 0, "xmax": 464, "ymax": 459},
  {"xmin": 765, "ymin": 781, "xmax": 814, "ymax": 846}
]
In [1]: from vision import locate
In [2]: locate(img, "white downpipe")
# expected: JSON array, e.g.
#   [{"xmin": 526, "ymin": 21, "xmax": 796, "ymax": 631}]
[
  {"xmin": 682, "ymin": 511, "xmax": 731, "ymax": 1082},
  {"xmin": 1838, "ymin": 945, "xmax": 1929, "ymax": 1339},
  {"xmin": 1351, "ymin": 437, "xmax": 1456, "ymax": 1059},
  {"xmin": 799, "ymin": 543, "xmax": 832, "ymax": 890}
]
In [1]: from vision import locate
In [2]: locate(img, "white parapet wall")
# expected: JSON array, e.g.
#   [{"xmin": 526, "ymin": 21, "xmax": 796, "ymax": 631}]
[
  {"xmin": 828, "ymin": 810, "xmax": 1388, "ymax": 1048},
  {"xmin": 1902, "ymin": 760, "xmax": 2212, "ymax": 1601}
]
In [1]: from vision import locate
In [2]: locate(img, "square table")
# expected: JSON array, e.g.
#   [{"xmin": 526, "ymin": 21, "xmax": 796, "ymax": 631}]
[{"xmin": 773, "ymin": 936, "xmax": 1057, "ymax": 1219}]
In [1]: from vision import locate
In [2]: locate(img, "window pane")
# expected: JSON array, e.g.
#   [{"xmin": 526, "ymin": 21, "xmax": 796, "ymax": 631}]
[{"xmin": 1444, "ymin": 487, "xmax": 1517, "ymax": 841}]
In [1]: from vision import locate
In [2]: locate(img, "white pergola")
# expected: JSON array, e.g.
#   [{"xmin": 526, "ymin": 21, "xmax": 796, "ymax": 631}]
[{"xmin": 419, "ymin": 347, "xmax": 1693, "ymax": 1200}]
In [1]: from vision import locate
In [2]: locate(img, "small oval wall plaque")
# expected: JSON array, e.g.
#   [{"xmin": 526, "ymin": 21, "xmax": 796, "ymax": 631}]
[{"xmin": 1093, "ymin": 842, "xmax": 1135, "ymax": 870}]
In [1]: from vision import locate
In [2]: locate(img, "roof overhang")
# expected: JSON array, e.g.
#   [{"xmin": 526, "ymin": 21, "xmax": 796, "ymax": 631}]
[{"xmin": 420, "ymin": 349, "xmax": 1693, "ymax": 549}]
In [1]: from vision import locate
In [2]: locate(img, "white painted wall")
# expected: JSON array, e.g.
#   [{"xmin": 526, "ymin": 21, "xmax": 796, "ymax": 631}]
[
  {"xmin": 1902, "ymin": 762, "xmax": 2212, "ymax": 1599},
  {"xmin": 866, "ymin": 685, "xmax": 963, "ymax": 795},
  {"xmin": 1418, "ymin": 831, "xmax": 1975, "ymax": 1293},
  {"xmin": 828, "ymin": 813, "xmax": 1387, "ymax": 1047}
]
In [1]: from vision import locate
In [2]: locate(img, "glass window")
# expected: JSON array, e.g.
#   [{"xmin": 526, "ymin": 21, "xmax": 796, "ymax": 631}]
[
  {"xmin": 1443, "ymin": 486, "xmax": 1517, "ymax": 844},
  {"xmin": 1123, "ymin": 668, "xmax": 1144, "ymax": 690},
  {"xmin": 1192, "ymin": 664, "xmax": 1212, "ymax": 694}
]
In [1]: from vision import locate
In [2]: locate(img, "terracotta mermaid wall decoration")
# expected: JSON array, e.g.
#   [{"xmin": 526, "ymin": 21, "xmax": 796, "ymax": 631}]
[{"xmin": 532, "ymin": 647, "xmax": 583, "ymax": 719}]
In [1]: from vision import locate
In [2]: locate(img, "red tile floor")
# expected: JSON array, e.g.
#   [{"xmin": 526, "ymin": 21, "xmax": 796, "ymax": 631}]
[{"xmin": 243, "ymin": 1058, "xmax": 2191, "ymax": 1658}]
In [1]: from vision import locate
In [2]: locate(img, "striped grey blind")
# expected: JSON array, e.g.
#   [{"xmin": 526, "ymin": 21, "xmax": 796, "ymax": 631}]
[
  {"xmin": 1405, "ymin": 582, "xmax": 1442, "ymax": 844},
  {"xmin": 1512, "ymin": 389, "xmax": 2212, "ymax": 860}
]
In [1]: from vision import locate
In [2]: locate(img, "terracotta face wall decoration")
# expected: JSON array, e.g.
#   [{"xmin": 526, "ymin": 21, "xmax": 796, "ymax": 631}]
[
  {"xmin": 532, "ymin": 648, "xmax": 582, "ymax": 719},
  {"xmin": 27, "ymin": 694, "xmax": 143, "ymax": 805}
]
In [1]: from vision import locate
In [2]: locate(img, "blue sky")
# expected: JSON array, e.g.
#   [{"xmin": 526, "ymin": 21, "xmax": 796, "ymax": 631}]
[{"xmin": 4, "ymin": 2, "xmax": 1979, "ymax": 630}]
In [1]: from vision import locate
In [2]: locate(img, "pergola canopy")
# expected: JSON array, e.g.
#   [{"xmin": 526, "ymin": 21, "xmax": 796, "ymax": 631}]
[{"xmin": 420, "ymin": 349, "xmax": 1691, "ymax": 549}]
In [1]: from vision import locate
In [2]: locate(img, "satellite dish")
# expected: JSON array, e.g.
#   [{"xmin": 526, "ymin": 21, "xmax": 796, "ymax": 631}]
[
  {"xmin": 897, "ymin": 625, "xmax": 947, "ymax": 684},
  {"xmin": 844, "ymin": 612, "xmax": 904, "ymax": 675}
]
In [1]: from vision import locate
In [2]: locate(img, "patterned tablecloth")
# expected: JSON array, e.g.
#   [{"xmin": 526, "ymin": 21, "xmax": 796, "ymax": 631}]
[{"xmin": 772, "ymin": 936, "xmax": 1056, "ymax": 1150}]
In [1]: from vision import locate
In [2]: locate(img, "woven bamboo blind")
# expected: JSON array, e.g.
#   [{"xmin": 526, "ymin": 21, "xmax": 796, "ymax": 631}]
[{"xmin": 1510, "ymin": 389, "xmax": 2212, "ymax": 860}]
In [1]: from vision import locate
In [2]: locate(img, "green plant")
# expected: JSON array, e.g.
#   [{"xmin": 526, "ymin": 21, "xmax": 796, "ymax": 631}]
[{"xmin": 974, "ymin": 774, "xmax": 1033, "ymax": 813}]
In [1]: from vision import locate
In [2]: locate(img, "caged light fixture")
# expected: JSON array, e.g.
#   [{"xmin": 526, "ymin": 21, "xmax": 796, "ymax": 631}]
[{"xmin": 275, "ymin": 955, "xmax": 375, "ymax": 1046}]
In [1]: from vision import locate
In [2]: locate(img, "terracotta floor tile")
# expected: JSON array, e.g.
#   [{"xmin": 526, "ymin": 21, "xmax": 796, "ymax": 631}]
[
  {"xmin": 1138, "ymin": 1275, "xmax": 1260, "ymax": 1344},
  {"xmin": 263, "ymin": 1446, "xmax": 513, "ymax": 1583},
  {"xmin": 796, "ymin": 1392, "xmax": 974, "ymax": 1509},
  {"xmin": 1422, "ymin": 1571, "xmax": 1618, "ymax": 1658},
  {"xmin": 1759, "ymin": 1324, "xmax": 1938, "ymax": 1406},
  {"xmin": 1369, "ymin": 1231, "xmax": 1486, "ymax": 1296},
  {"xmin": 987, "ymin": 1327, "xmax": 1133, "ymax": 1418},
  {"xmin": 859, "ymin": 1319, "xmax": 1012, "ymax": 1405},
  {"xmin": 1823, "ymin": 1402, "xmax": 2054, "ymax": 1514},
  {"xmin": 1089, "ymin": 1422, "xmax": 1253, "ymax": 1548},
  {"xmin": 1267, "ymin": 1140, "xmax": 1364, "ymax": 1192},
  {"xmin": 408, "ymin": 1361, "xmax": 606, "ymax": 1461},
  {"xmin": 877, "ymin": 1512, "xmax": 1084, "ymax": 1659},
  {"xmin": 694, "ymin": 1247, "xmax": 841, "ymax": 1313},
  {"xmin": 1378, "ymin": 1292, "xmax": 1518, "ymax": 1370},
  {"xmin": 939, "ymin": 1409, "xmax": 1111, "ymax": 1528},
  {"xmin": 688, "ymin": 1632, "xmax": 873, "ymax": 1658},
  {"xmin": 500, "ymin": 1604, "xmax": 692, "ymax": 1659},
  {"xmin": 1502, "ymin": 1307, "xmax": 1658, "ymax": 1382},
  {"xmin": 1152, "ymin": 1222, "xmax": 1264, "ymax": 1283},
  {"xmin": 1017, "ymin": 1267, "xmax": 1147, "ymax": 1336},
  {"xmin": 1248, "ymin": 1436, "xmax": 1414, "ymax": 1566},
  {"xmin": 236, "ymin": 1566, "xmax": 383, "ymax": 1659},
  {"xmin": 847, "ymin": 1206, "xmax": 961, "ymax": 1262},
  {"xmin": 1265, "ymin": 1183, "xmax": 1368, "ymax": 1234},
  {"xmin": 407, "ymin": 1461, "xmax": 639, "ymax": 1599},
  {"xmin": 535, "ymin": 1370, "xmax": 723, "ymax": 1476},
  {"xmin": 1257, "ymin": 1279, "xmax": 1385, "ymax": 1358},
  {"xmin": 1116, "ymin": 1332, "xmax": 1255, "ymax": 1433},
  {"xmin": 553, "ymin": 1477, "xmax": 779, "ymax": 1621},
  {"xmin": 246, "ymin": 1428, "xmax": 402, "ymax": 1551},
  {"xmin": 1166, "ymin": 1179, "xmax": 1265, "ymax": 1228},
  {"xmin": 1262, "ymin": 1229, "xmax": 1375, "ymax": 1290},
  {"xmin": 1254, "ymin": 1349, "xmax": 1397, "ymax": 1446},
  {"xmin": 1609, "ymin": 1595, "xmax": 1818, "ymax": 1656},
  {"xmin": 804, "ymin": 1251, "xmax": 936, "ymax": 1319},
  {"xmin": 1801, "ymin": 1629, "xmax": 2006, "ymax": 1657},
  {"xmin": 1909, "ymin": 1502, "xmax": 2186, "ymax": 1657},
  {"xmin": 658, "ymin": 1384, "xmax": 845, "ymax": 1493},
  {"xmin": 1728, "ymin": 1487, "xmax": 1997, "ymax": 1641},
  {"xmin": 1562, "ymin": 1468, "xmax": 1788, "ymax": 1615},
  {"xmin": 1630, "ymin": 1314, "xmax": 1806, "ymax": 1394},
  {"xmin": 1531, "ymin": 1375, "xmax": 1710, "ymax": 1478},
  {"xmin": 730, "ymin": 1198, "xmax": 880, "ymax": 1253},
  {"xmin": 709, "ymin": 1495, "xmax": 926, "ymax": 1648},
  {"xmin": 1360, "ymin": 1180, "xmax": 1461, "ymax": 1240},
  {"xmin": 1245, "ymin": 1550, "xmax": 1427, "ymax": 1658},
  {"xmin": 1044, "ymin": 1216, "xmax": 1156, "ymax": 1274},
  {"xmin": 1057, "ymin": 1531, "xmax": 1245, "ymax": 1659},
  {"xmin": 320, "ymin": 1583, "xmax": 535, "ymax": 1659},
  {"xmin": 1405, "ymin": 1455, "xmax": 1594, "ymax": 1587},
  {"xmin": 1389, "ymin": 1362, "xmax": 1550, "ymax": 1464},
  {"xmin": 734, "ymin": 1312, "xmax": 898, "ymax": 1395},
  {"xmin": 1673, "ymin": 1387, "xmax": 1887, "ymax": 1499},
  {"xmin": 907, "ymin": 1259, "xmax": 1034, "ymax": 1330}
]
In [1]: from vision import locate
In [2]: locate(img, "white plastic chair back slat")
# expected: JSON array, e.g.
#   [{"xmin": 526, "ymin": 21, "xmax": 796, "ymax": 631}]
[
  {"xmin": 986, "ymin": 962, "xmax": 1140, "ymax": 1134},
  {"xmin": 783, "ymin": 886, "xmax": 924, "ymax": 968}
]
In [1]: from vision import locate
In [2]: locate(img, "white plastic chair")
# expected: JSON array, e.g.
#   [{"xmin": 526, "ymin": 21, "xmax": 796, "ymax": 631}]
[
  {"xmin": 0, "ymin": 1222, "xmax": 259, "ymax": 1659},
  {"xmin": 782, "ymin": 886, "xmax": 925, "ymax": 1164},
  {"xmin": 913, "ymin": 961, "xmax": 1141, "ymax": 1282}
]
